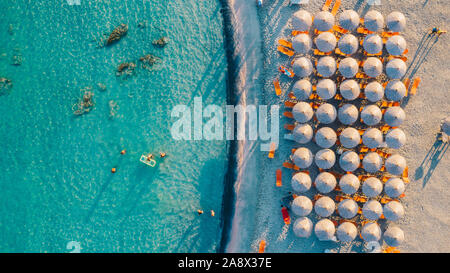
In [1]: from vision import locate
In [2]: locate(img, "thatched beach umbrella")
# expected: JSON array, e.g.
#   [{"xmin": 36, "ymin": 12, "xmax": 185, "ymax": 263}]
[
  {"xmin": 315, "ymin": 127, "xmax": 337, "ymax": 149},
  {"xmin": 386, "ymin": 35, "xmax": 407, "ymax": 56},
  {"xmin": 384, "ymin": 201, "xmax": 405, "ymax": 221},
  {"xmin": 362, "ymin": 177, "xmax": 383, "ymax": 198},
  {"xmin": 338, "ymin": 34, "xmax": 359, "ymax": 55},
  {"xmin": 314, "ymin": 196, "xmax": 335, "ymax": 217},
  {"xmin": 315, "ymin": 149, "xmax": 336, "ymax": 170},
  {"xmin": 315, "ymin": 32, "xmax": 337, "ymax": 53},
  {"xmin": 339, "ymin": 173, "xmax": 360, "ymax": 195},
  {"xmin": 339, "ymin": 151, "xmax": 360, "ymax": 172},
  {"xmin": 340, "ymin": 80, "xmax": 360, "ymax": 100},
  {"xmin": 363, "ymin": 57, "xmax": 383, "ymax": 78},
  {"xmin": 385, "ymin": 154, "xmax": 407, "ymax": 175},
  {"xmin": 292, "ymin": 102, "xmax": 314, "ymax": 123},
  {"xmin": 362, "ymin": 128, "xmax": 383, "ymax": 149},
  {"xmin": 293, "ymin": 147, "xmax": 314, "ymax": 169},
  {"xmin": 292, "ymin": 195, "xmax": 313, "ymax": 216},
  {"xmin": 384, "ymin": 226, "xmax": 405, "ymax": 247},
  {"xmin": 442, "ymin": 117, "xmax": 450, "ymax": 135},
  {"xmin": 338, "ymin": 104, "xmax": 359, "ymax": 125},
  {"xmin": 386, "ymin": 58, "xmax": 407, "ymax": 79},
  {"xmin": 293, "ymin": 217, "xmax": 313, "ymax": 238},
  {"xmin": 293, "ymin": 123, "xmax": 313, "ymax": 144},
  {"xmin": 292, "ymin": 10, "xmax": 313, "ymax": 31},
  {"xmin": 339, "ymin": 57, "xmax": 359, "ymax": 78},
  {"xmin": 314, "ymin": 11, "xmax": 335, "ymax": 32},
  {"xmin": 317, "ymin": 79, "xmax": 336, "ymax": 100},
  {"xmin": 315, "ymin": 172, "xmax": 337, "ymax": 194},
  {"xmin": 316, "ymin": 103, "xmax": 337, "ymax": 124},
  {"xmin": 384, "ymin": 106, "xmax": 406, "ymax": 127},
  {"xmin": 293, "ymin": 79, "xmax": 312, "ymax": 100},
  {"xmin": 361, "ymin": 104, "xmax": 382, "ymax": 126},
  {"xmin": 339, "ymin": 127, "xmax": 361, "ymax": 148},
  {"xmin": 315, "ymin": 219, "xmax": 336, "ymax": 241},
  {"xmin": 338, "ymin": 199, "xmax": 359, "ymax": 219},
  {"xmin": 291, "ymin": 172, "xmax": 312, "ymax": 193},
  {"xmin": 364, "ymin": 81, "xmax": 384, "ymax": 102},
  {"xmin": 362, "ymin": 200, "xmax": 383, "ymax": 220},
  {"xmin": 384, "ymin": 177, "xmax": 406, "ymax": 198},
  {"xmin": 337, "ymin": 222, "xmax": 358, "ymax": 242},
  {"xmin": 386, "ymin": 11, "xmax": 406, "ymax": 32},
  {"xmin": 385, "ymin": 80, "xmax": 406, "ymax": 102},
  {"xmin": 364, "ymin": 10, "xmax": 384, "ymax": 32},
  {"xmin": 339, "ymin": 10, "xmax": 360, "ymax": 31},
  {"xmin": 362, "ymin": 152, "xmax": 383, "ymax": 173},
  {"xmin": 317, "ymin": 56, "xmax": 337, "ymax": 77},
  {"xmin": 292, "ymin": 34, "xmax": 312, "ymax": 54},
  {"xmin": 361, "ymin": 222, "xmax": 382, "ymax": 242},
  {"xmin": 293, "ymin": 57, "xmax": 313, "ymax": 78},
  {"xmin": 363, "ymin": 34, "xmax": 383, "ymax": 55}
]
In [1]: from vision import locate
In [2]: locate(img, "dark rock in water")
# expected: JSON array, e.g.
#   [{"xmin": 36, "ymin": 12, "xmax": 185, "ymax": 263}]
[
  {"xmin": 139, "ymin": 54, "xmax": 161, "ymax": 69},
  {"xmin": 116, "ymin": 62, "xmax": 136, "ymax": 77},
  {"xmin": 106, "ymin": 24, "xmax": 128, "ymax": 45},
  {"xmin": 11, "ymin": 54, "xmax": 22, "ymax": 66},
  {"xmin": 137, "ymin": 21, "xmax": 147, "ymax": 29},
  {"xmin": 152, "ymin": 36, "xmax": 169, "ymax": 47},
  {"xmin": 0, "ymin": 77, "xmax": 13, "ymax": 95},
  {"xmin": 72, "ymin": 87, "xmax": 94, "ymax": 116}
]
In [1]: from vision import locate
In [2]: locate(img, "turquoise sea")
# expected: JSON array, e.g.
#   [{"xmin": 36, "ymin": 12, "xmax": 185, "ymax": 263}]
[{"xmin": 0, "ymin": 0, "xmax": 229, "ymax": 252}]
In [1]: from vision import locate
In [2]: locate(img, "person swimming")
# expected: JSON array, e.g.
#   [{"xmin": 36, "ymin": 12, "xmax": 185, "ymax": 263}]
[
  {"xmin": 147, "ymin": 154, "xmax": 154, "ymax": 161},
  {"xmin": 159, "ymin": 152, "xmax": 166, "ymax": 158},
  {"xmin": 197, "ymin": 210, "xmax": 204, "ymax": 215}
]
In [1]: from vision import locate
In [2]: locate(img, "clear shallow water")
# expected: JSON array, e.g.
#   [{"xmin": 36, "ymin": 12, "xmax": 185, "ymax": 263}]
[{"xmin": 0, "ymin": 0, "xmax": 228, "ymax": 252}]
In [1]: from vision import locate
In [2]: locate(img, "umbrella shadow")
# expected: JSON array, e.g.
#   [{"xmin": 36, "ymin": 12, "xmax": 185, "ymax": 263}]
[
  {"xmin": 423, "ymin": 0, "xmax": 429, "ymax": 7},
  {"xmin": 404, "ymin": 33, "xmax": 438, "ymax": 80},
  {"xmin": 414, "ymin": 135, "xmax": 449, "ymax": 187}
]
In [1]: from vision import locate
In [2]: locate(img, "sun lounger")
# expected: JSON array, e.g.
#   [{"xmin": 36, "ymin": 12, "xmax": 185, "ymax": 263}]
[
  {"xmin": 322, "ymin": 0, "xmax": 332, "ymax": 11},
  {"xmin": 383, "ymin": 246, "xmax": 400, "ymax": 253},
  {"xmin": 335, "ymin": 48, "xmax": 348, "ymax": 56},
  {"xmin": 291, "ymin": 30, "xmax": 308, "ymax": 36},
  {"xmin": 357, "ymin": 27, "xmax": 373, "ymax": 35},
  {"xmin": 283, "ymin": 111, "xmax": 294, "ymax": 118},
  {"xmin": 258, "ymin": 240, "xmax": 266, "ymax": 253},
  {"xmin": 268, "ymin": 142, "xmax": 276, "ymax": 158},
  {"xmin": 314, "ymin": 49, "xmax": 332, "ymax": 56},
  {"xmin": 277, "ymin": 45, "xmax": 295, "ymax": 57},
  {"xmin": 288, "ymin": 92, "xmax": 296, "ymax": 99},
  {"xmin": 331, "ymin": 0, "xmax": 341, "ymax": 16},
  {"xmin": 283, "ymin": 161, "xmax": 300, "ymax": 171},
  {"xmin": 381, "ymin": 31, "xmax": 400, "ymax": 38},
  {"xmin": 276, "ymin": 169, "xmax": 282, "ymax": 187},
  {"xmin": 403, "ymin": 78, "xmax": 411, "ymax": 90},
  {"xmin": 333, "ymin": 25, "xmax": 348, "ymax": 34},
  {"xmin": 281, "ymin": 206, "xmax": 291, "ymax": 225},
  {"xmin": 278, "ymin": 39, "xmax": 293, "ymax": 49},
  {"xmin": 284, "ymin": 101, "xmax": 296, "ymax": 108},
  {"xmin": 273, "ymin": 78, "xmax": 282, "ymax": 96},
  {"xmin": 284, "ymin": 124, "xmax": 295, "ymax": 130},
  {"xmin": 364, "ymin": 51, "xmax": 383, "ymax": 56},
  {"xmin": 410, "ymin": 77, "xmax": 421, "ymax": 95},
  {"xmin": 279, "ymin": 65, "xmax": 294, "ymax": 78}
]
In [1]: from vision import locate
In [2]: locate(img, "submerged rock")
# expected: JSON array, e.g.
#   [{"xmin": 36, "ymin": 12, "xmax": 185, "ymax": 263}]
[
  {"xmin": 139, "ymin": 54, "xmax": 161, "ymax": 70},
  {"xmin": 97, "ymin": 82, "xmax": 107, "ymax": 91},
  {"xmin": 152, "ymin": 36, "xmax": 169, "ymax": 47},
  {"xmin": 0, "ymin": 77, "xmax": 13, "ymax": 95},
  {"xmin": 116, "ymin": 62, "xmax": 136, "ymax": 77},
  {"xmin": 72, "ymin": 87, "xmax": 94, "ymax": 116},
  {"xmin": 106, "ymin": 24, "xmax": 128, "ymax": 46}
]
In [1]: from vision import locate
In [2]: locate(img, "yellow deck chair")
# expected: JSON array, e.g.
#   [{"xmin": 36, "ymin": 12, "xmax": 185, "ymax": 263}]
[{"xmin": 331, "ymin": 0, "xmax": 341, "ymax": 16}]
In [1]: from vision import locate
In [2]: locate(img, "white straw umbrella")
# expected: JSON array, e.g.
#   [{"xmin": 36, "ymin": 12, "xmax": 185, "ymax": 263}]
[
  {"xmin": 384, "ymin": 178, "xmax": 405, "ymax": 198},
  {"xmin": 292, "ymin": 10, "xmax": 313, "ymax": 31},
  {"xmin": 339, "ymin": 57, "xmax": 359, "ymax": 78},
  {"xmin": 362, "ymin": 200, "xmax": 383, "ymax": 220},
  {"xmin": 339, "ymin": 10, "xmax": 360, "ymax": 31},
  {"xmin": 338, "ymin": 104, "xmax": 359, "ymax": 125},
  {"xmin": 315, "ymin": 32, "xmax": 337, "ymax": 53},
  {"xmin": 291, "ymin": 172, "xmax": 312, "ymax": 193},
  {"xmin": 386, "ymin": 11, "xmax": 406, "ymax": 32},
  {"xmin": 384, "ymin": 201, "xmax": 405, "ymax": 221},
  {"xmin": 362, "ymin": 152, "xmax": 383, "ymax": 173},
  {"xmin": 385, "ymin": 154, "xmax": 407, "ymax": 175},
  {"xmin": 361, "ymin": 222, "xmax": 381, "ymax": 242},
  {"xmin": 317, "ymin": 79, "xmax": 336, "ymax": 100},
  {"xmin": 314, "ymin": 196, "xmax": 335, "ymax": 217},
  {"xmin": 337, "ymin": 222, "xmax": 358, "ymax": 242},
  {"xmin": 315, "ymin": 219, "xmax": 336, "ymax": 241},
  {"xmin": 292, "ymin": 34, "xmax": 312, "ymax": 54},
  {"xmin": 293, "ymin": 147, "xmax": 314, "ymax": 169},
  {"xmin": 292, "ymin": 102, "xmax": 314, "ymax": 123},
  {"xmin": 314, "ymin": 11, "xmax": 335, "ymax": 32},
  {"xmin": 317, "ymin": 56, "xmax": 337, "ymax": 77},
  {"xmin": 293, "ymin": 79, "xmax": 312, "ymax": 100},
  {"xmin": 384, "ymin": 226, "xmax": 405, "ymax": 247},
  {"xmin": 293, "ymin": 57, "xmax": 313, "ymax": 78},
  {"xmin": 362, "ymin": 128, "xmax": 383, "ymax": 148},
  {"xmin": 386, "ymin": 58, "xmax": 407, "ymax": 79},
  {"xmin": 292, "ymin": 196, "xmax": 313, "ymax": 216},
  {"xmin": 339, "ymin": 174, "xmax": 360, "ymax": 195},
  {"xmin": 315, "ymin": 149, "xmax": 336, "ymax": 170},
  {"xmin": 293, "ymin": 217, "xmax": 313, "ymax": 238},
  {"xmin": 339, "ymin": 127, "xmax": 361, "ymax": 148},
  {"xmin": 315, "ymin": 127, "xmax": 337, "ymax": 149},
  {"xmin": 316, "ymin": 103, "xmax": 337, "ymax": 124},
  {"xmin": 340, "ymin": 79, "xmax": 360, "ymax": 100},
  {"xmin": 384, "ymin": 106, "xmax": 406, "ymax": 127},
  {"xmin": 442, "ymin": 117, "xmax": 450, "ymax": 135},
  {"xmin": 293, "ymin": 123, "xmax": 314, "ymax": 144},
  {"xmin": 385, "ymin": 80, "xmax": 406, "ymax": 102},
  {"xmin": 339, "ymin": 151, "xmax": 360, "ymax": 172},
  {"xmin": 364, "ymin": 10, "xmax": 384, "ymax": 32},
  {"xmin": 363, "ymin": 57, "xmax": 383, "ymax": 78},
  {"xmin": 338, "ymin": 34, "xmax": 359, "ymax": 55},
  {"xmin": 361, "ymin": 104, "xmax": 382, "ymax": 126},
  {"xmin": 363, "ymin": 34, "xmax": 383, "ymax": 55},
  {"xmin": 364, "ymin": 81, "xmax": 384, "ymax": 102},
  {"xmin": 386, "ymin": 35, "xmax": 407, "ymax": 56},
  {"xmin": 338, "ymin": 199, "xmax": 359, "ymax": 219},
  {"xmin": 314, "ymin": 172, "xmax": 336, "ymax": 193},
  {"xmin": 362, "ymin": 177, "xmax": 383, "ymax": 198}
]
